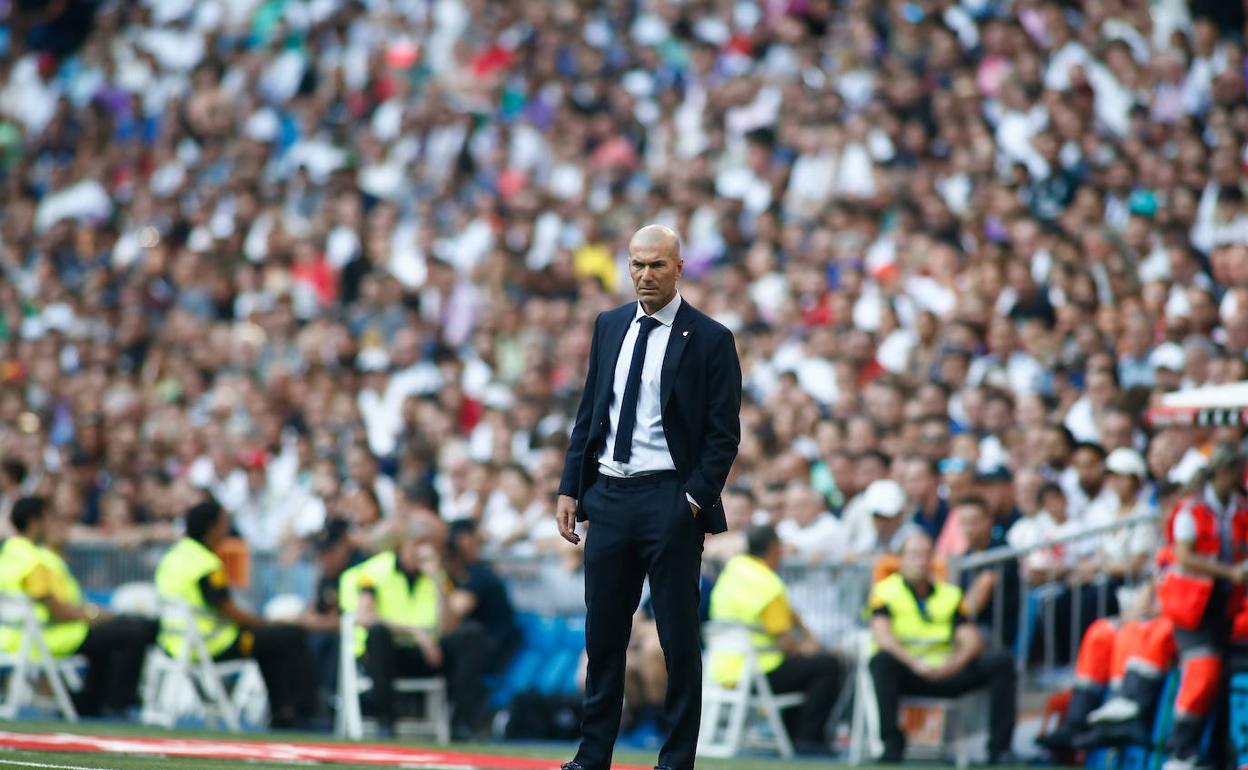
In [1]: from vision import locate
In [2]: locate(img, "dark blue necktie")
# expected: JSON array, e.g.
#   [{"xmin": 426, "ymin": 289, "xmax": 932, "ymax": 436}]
[{"xmin": 613, "ymin": 315, "xmax": 661, "ymax": 464}]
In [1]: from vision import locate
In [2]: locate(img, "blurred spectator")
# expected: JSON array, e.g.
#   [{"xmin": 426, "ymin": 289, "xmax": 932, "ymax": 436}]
[
  {"xmin": 868, "ymin": 532, "xmax": 1016, "ymax": 764},
  {"xmin": 1079, "ymin": 448, "xmax": 1158, "ymax": 581},
  {"xmin": 445, "ymin": 519, "xmax": 521, "ymax": 676},
  {"xmin": 0, "ymin": 457, "xmax": 29, "ymax": 536},
  {"xmin": 1009, "ymin": 482, "xmax": 1080, "ymax": 584},
  {"xmin": 901, "ymin": 455, "xmax": 949, "ymax": 541},
  {"xmin": 709, "ymin": 525, "xmax": 845, "ymax": 755},
  {"xmin": 299, "ymin": 518, "xmax": 365, "ymax": 713},
  {"xmin": 0, "ymin": 0, "xmax": 1242, "ymax": 719},
  {"xmin": 847, "ymin": 479, "xmax": 913, "ymax": 558},
  {"xmin": 1063, "ymin": 443, "xmax": 1112, "ymax": 522},
  {"xmin": 341, "ymin": 518, "xmax": 487, "ymax": 740},
  {"xmin": 955, "ymin": 496, "xmax": 1020, "ymax": 649},
  {"xmin": 155, "ymin": 499, "xmax": 316, "ymax": 728},
  {"xmin": 776, "ymin": 481, "xmax": 847, "ymax": 563}
]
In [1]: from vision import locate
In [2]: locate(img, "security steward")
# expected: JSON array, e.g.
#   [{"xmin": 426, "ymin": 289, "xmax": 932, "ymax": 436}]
[
  {"xmin": 0, "ymin": 496, "xmax": 156, "ymax": 716},
  {"xmin": 868, "ymin": 531, "xmax": 1016, "ymax": 763},
  {"xmin": 708, "ymin": 524, "xmax": 844, "ymax": 753},
  {"xmin": 1155, "ymin": 442, "xmax": 1248, "ymax": 770},
  {"xmin": 154, "ymin": 499, "xmax": 315, "ymax": 728},
  {"xmin": 339, "ymin": 519, "xmax": 487, "ymax": 739}
]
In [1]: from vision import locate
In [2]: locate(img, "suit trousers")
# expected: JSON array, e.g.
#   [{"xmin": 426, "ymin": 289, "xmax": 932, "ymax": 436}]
[{"xmin": 575, "ymin": 471, "xmax": 704, "ymax": 770}]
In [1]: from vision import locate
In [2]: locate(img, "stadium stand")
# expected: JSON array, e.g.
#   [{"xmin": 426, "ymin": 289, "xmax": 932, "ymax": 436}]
[{"xmin": 1, "ymin": 0, "xmax": 1248, "ymax": 764}]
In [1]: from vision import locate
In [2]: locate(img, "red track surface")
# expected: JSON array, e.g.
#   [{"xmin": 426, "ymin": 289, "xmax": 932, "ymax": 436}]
[{"xmin": 0, "ymin": 731, "xmax": 650, "ymax": 769}]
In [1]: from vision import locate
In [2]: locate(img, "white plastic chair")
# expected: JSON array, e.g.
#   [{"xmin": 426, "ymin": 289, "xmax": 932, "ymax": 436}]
[
  {"xmin": 697, "ymin": 621, "xmax": 806, "ymax": 759},
  {"xmin": 335, "ymin": 611, "xmax": 450, "ymax": 743},
  {"xmin": 139, "ymin": 600, "xmax": 267, "ymax": 731},
  {"xmin": 0, "ymin": 593, "xmax": 82, "ymax": 722},
  {"xmin": 110, "ymin": 582, "xmax": 161, "ymax": 618},
  {"xmin": 848, "ymin": 630, "xmax": 982, "ymax": 767},
  {"xmin": 262, "ymin": 593, "xmax": 306, "ymax": 624}
]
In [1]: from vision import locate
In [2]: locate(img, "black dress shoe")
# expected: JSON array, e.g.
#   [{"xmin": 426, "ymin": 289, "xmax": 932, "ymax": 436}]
[{"xmin": 561, "ymin": 763, "xmax": 589, "ymax": 770}]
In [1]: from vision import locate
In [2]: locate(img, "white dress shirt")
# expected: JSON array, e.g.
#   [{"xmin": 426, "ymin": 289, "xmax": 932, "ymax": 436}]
[{"xmin": 598, "ymin": 293, "xmax": 699, "ymax": 507}]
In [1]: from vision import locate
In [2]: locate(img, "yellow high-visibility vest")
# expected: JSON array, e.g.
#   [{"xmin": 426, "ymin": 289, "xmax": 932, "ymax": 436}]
[
  {"xmin": 36, "ymin": 546, "xmax": 90, "ymax": 656},
  {"xmin": 708, "ymin": 554, "xmax": 787, "ymax": 685},
  {"xmin": 868, "ymin": 572, "xmax": 963, "ymax": 665},
  {"xmin": 339, "ymin": 550, "xmax": 441, "ymax": 658},
  {"xmin": 154, "ymin": 537, "xmax": 238, "ymax": 658},
  {"xmin": 0, "ymin": 536, "xmax": 89, "ymax": 656}
]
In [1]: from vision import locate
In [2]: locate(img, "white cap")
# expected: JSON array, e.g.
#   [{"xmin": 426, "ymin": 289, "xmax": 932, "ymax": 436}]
[
  {"xmin": 1105, "ymin": 447, "xmax": 1147, "ymax": 479},
  {"xmin": 864, "ymin": 479, "xmax": 907, "ymax": 518},
  {"xmin": 1150, "ymin": 342, "xmax": 1186, "ymax": 372}
]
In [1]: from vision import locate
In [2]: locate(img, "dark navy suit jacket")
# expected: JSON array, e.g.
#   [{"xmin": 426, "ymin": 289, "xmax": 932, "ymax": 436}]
[{"xmin": 559, "ymin": 298, "xmax": 742, "ymax": 534}]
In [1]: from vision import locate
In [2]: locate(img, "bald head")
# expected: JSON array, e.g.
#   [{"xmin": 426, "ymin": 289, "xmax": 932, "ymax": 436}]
[
  {"xmin": 628, "ymin": 224, "xmax": 684, "ymax": 314},
  {"xmin": 629, "ymin": 224, "xmax": 681, "ymax": 257}
]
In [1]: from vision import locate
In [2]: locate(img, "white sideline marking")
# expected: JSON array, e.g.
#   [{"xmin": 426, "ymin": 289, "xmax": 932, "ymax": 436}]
[{"xmin": 0, "ymin": 760, "xmax": 119, "ymax": 770}]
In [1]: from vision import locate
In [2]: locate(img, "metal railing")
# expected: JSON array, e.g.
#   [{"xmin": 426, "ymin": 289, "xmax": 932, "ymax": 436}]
[
  {"xmin": 948, "ymin": 512, "xmax": 1159, "ymax": 680},
  {"xmin": 61, "ymin": 513, "xmax": 1159, "ymax": 680}
]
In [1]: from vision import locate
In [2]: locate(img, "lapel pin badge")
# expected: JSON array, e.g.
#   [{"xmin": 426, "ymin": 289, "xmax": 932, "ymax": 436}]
[{"xmin": 683, "ymin": 330, "xmax": 690, "ymax": 337}]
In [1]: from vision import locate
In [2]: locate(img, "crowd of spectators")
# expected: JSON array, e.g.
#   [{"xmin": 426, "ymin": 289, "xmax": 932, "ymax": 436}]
[{"xmin": 0, "ymin": 0, "xmax": 1247, "ymax": 624}]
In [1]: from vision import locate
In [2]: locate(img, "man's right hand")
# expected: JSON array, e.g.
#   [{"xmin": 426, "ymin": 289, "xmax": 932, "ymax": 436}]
[{"xmin": 556, "ymin": 494, "xmax": 581, "ymax": 545}]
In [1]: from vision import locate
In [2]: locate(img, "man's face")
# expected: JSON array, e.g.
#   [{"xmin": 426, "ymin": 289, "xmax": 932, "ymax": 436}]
[
  {"xmin": 1073, "ymin": 448, "xmax": 1105, "ymax": 493},
  {"xmin": 956, "ymin": 504, "xmax": 992, "ymax": 549},
  {"xmin": 901, "ymin": 460, "xmax": 934, "ymax": 504},
  {"xmin": 1014, "ymin": 471, "xmax": 1042, "ymax": 515},
  {"xmin": 1042, "ymin": 428, "xmax": 1069, "ymax": 465},
  {"xmin": 1100, "ymin": 413, "xmax": 1133, "ymax": 452},
  {"xmin": 899, "ymin": 535, "xmax": 934, "ymax": 584},
  {"xmin": 873, "ymin": 512, "xmax": 901, "ymax": 541},
  {"xmin": 1040, "ymin": 491, "xmax": 1067, "ymax": 520},
  {"xmin": 1213, "ymin": 460, "xmax": 1246, "ymax": 498},
  {"xmin": 629, "ymin": 244, "xmax": 682, "ymax": 310},
  {"xmin": 1107, "ymin": 473, "xmax": 1139, "ymax": 502},
  {"xmin": 398, "ymin": 536, "xmax": 436, "ymax": 573},
  {"xmin": 784, "ymin": 486, "xmax": 819, "ymax": 525},
  {"xmin": 454, "ymin": 531, "xmax": 481, "ymax": 564}
]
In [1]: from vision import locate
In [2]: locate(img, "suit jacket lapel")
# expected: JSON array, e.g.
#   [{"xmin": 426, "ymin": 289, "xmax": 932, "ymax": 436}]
[
  {"xmin": 660, "ymin": 301, "xmax": 694, "ymax": 410},
  {"xmin": 600, "ymin": 307, "xmax": 633, "ymax": 408}
]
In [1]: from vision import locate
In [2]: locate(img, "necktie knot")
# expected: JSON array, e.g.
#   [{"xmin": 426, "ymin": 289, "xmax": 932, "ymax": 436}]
[{"xmin": 638, "ymin": 315, "xmax": 660, "ymax": 334}]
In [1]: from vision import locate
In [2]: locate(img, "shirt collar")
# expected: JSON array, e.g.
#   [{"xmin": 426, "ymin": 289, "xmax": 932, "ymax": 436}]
[{"xmin": 635, "ymin": 291, "xmax": 681, "ymax": 327}]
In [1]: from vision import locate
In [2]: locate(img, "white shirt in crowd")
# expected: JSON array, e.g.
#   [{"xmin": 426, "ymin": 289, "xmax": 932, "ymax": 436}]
[
  {"xmin": 777, "ymin": 512, "xmax": 847, "ymax": 563},
  {"xmin": 1080, "ymin": 493, "xmax": 1157, "ymax": 565},
  {"xmin": 1007, "ymin": 509, "xmax": 1081, "ymax": 576}
]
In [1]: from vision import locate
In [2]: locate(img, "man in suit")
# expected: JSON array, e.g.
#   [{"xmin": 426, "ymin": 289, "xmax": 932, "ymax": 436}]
[{"xmin": 556, "ymin": 224, "xmax": 742, "ymax": 770}]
